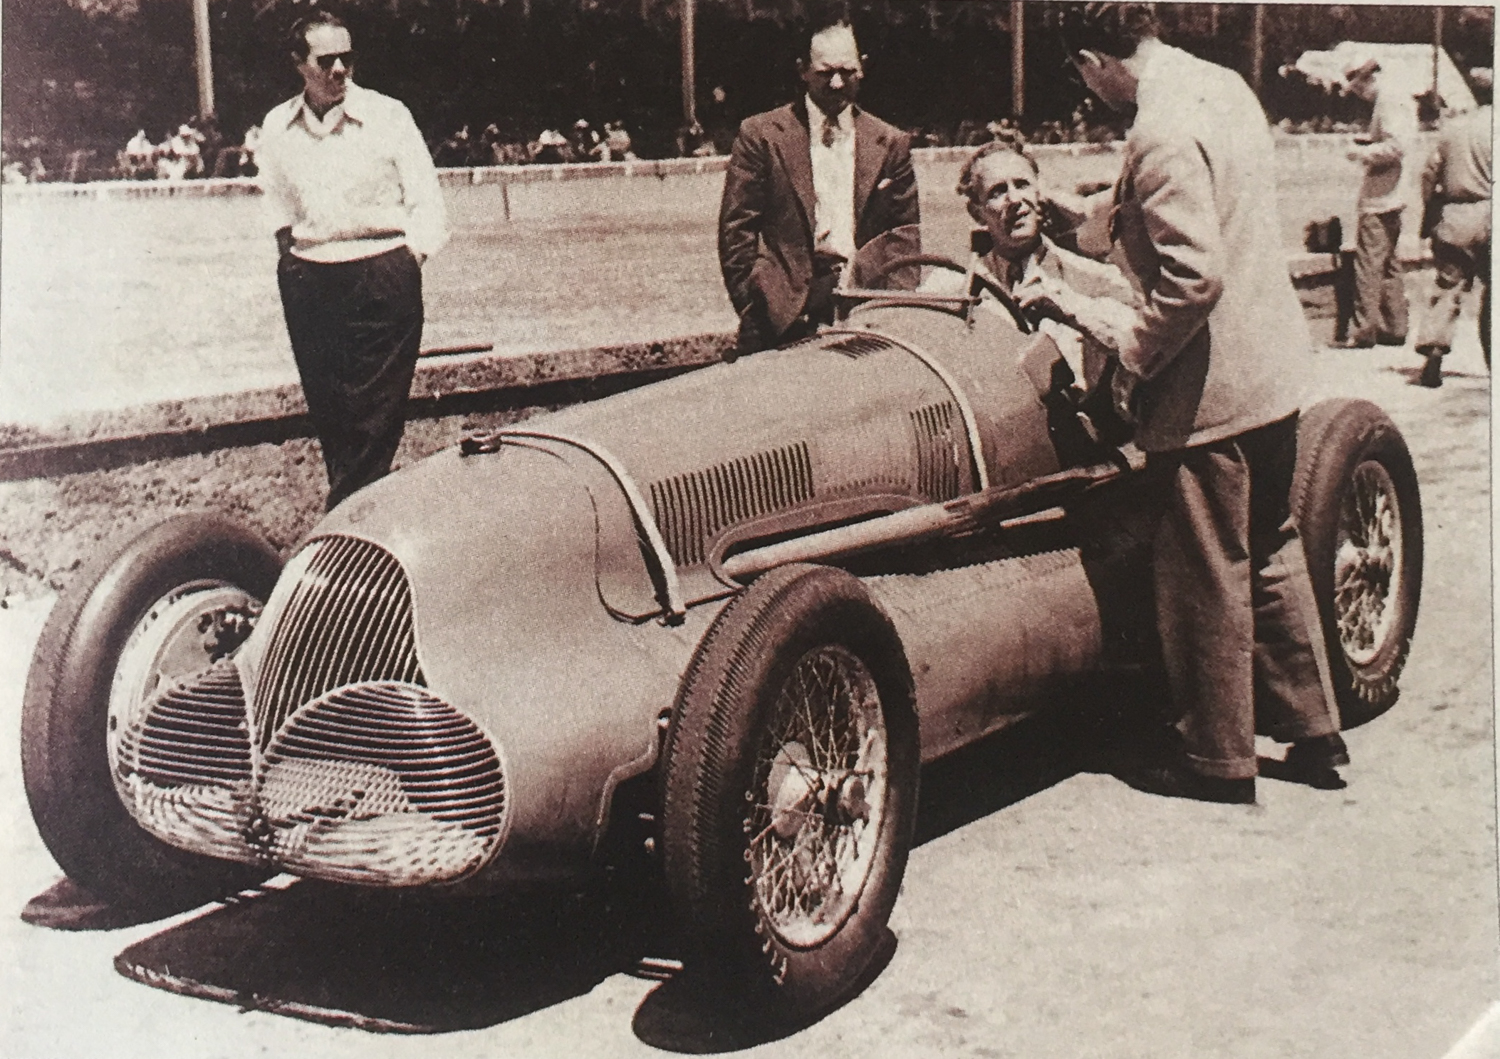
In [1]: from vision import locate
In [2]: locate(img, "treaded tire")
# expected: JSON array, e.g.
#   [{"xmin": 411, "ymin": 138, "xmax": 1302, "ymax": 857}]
[
  {"xmin": 1293, "ymin": 400, "xmax": 1423, "ymax": 728},
  {"xmin": 22, "ymin": 514, "xmax": 282, "ymax": 913},
  {"xmin": 660, "ymin": 563, "xmax": 918, "ymax": 1020}
]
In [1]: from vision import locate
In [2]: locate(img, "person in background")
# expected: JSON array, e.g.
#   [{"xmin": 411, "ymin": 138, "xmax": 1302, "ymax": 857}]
[
  {"xmin": 1028, "ymin": 1, "xmax": 1345, "ymax": 804},
  {"xmin": 718, "ymin": 17, "xmax": 919, "ymax": 357},
  {"xmin": 1337, "ymin": 54, "xmax": 1417, "ymax": 349},
  {"xmin": 256, "ymin": 11, "xmax": 449, "ymax": 510},
  {"xmin": 122, "ymin": 129, "xmax": 155, "ymax": 179},
  {"xmin": 1413, "ymin": 67, "xmax": 1492, "ymax": 386}
]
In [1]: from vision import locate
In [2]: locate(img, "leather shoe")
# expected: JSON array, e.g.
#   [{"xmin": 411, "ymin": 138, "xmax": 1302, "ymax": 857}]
[
  {"xmin": 1331, "ymin": 336, "xmax": 1375, "ymax": 349},
  {"xmin": 1376, "ymin": 333, "xmax": 1408, "ymax": 347},
  {"xmin": 1283, "ymin": 734, "xmax": 1350, "ymax": 790},
  {"xmin": 1125, "ymin": 759, "xmax": 1256, "ymax": 804}
]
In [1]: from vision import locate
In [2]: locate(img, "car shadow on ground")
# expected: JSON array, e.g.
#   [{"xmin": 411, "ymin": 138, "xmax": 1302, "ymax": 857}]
[{"xmin": 102, "ymin": 679, "xmax": 1160, "ymax": 1046}]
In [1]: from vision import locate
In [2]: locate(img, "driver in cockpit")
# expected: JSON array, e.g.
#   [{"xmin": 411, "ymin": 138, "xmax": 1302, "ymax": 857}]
[{"xmin": 925, "ymin": 141, "xmax": 1141, "ymax": 407}]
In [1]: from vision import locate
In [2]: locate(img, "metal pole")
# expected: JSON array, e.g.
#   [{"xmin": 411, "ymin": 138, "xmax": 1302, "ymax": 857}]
[
  {"xmin": 681, "ymin": 0, "xmax": 698, "ymax": 130},
  {"xmin": 1250, "ymin": 4, "xmax": 1265, "ymax": 98},
  {"xmin": 1434, "ymin": 6, "xmax": 1444, "ymax": 96},
  {"xmin": 1010, "ymin": 0, "xmax": 1025, "ymax": 119},
  {"xmin": 192, "ymin": 0, "xmax": 215, "ymax": 118}
]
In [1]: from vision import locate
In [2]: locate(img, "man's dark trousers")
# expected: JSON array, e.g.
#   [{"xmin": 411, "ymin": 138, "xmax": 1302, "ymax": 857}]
[
  {"xmin": 1148, "ymin": 414, "xmax": 1340, "ymax": 780},
  {"xmin": 278, "ymin": 247, "xmax": 423, "ymax": 510}
]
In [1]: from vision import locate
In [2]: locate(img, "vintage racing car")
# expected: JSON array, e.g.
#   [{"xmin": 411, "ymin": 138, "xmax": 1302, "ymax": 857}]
[{"xmin": 22, "ymin": 230, "xmax": 1423, "ymax": 1018}]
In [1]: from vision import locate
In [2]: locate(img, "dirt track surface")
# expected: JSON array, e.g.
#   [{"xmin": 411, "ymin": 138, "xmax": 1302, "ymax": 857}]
[{"xmin": 0, "ymin": 318, "xmax": 1493, "ymax": 1058}]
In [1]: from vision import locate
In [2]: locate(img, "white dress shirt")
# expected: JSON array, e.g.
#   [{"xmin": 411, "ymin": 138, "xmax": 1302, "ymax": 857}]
[
  {"xmin": 806, "ymin": 95, "xmax": 857, "ymax": 264},
  {"xmin": 257, "ymin": 82, "xmax": 449, "ymax": 264}
]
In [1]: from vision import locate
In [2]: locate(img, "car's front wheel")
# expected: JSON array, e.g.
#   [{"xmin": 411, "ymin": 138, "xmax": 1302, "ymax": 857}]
[
  {"xmin": 22, "ymin": 514, "xmax": 282, "ymax": 914},
  {"xmin": 660, "ymin": 563, "xmax": 919, "ymax": 1020},
  {"xmin": 1293, "ymin": 399, "xmax": 1423, "ymax": 728}
]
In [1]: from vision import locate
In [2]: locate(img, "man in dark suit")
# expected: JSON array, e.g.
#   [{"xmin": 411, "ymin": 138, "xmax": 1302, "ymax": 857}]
[
  {"xmin": 718, "ymin": 19, "xmax": 920, "ymax": 357},
  {"xmin": 1028, "ymin": 3, "xmax": 1346, "ymax": 804}
]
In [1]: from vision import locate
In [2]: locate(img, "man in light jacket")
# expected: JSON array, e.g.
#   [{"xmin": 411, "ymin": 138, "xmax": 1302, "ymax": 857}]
[
  {"xmin": 1026, "ymin": 2, "xmax": 1345, "ymax": 804},
  {"xmin": 1338, "ymin": 55, "xmax": 1417, "ymax": 349}
]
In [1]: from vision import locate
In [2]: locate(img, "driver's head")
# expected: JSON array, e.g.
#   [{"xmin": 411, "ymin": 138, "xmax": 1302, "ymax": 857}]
[{"xmin": 958, "ymin": 143, "xmax": 1042, "ymax": 260}]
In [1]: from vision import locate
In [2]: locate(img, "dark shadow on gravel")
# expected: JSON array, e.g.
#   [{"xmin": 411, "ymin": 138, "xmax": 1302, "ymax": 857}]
[
  {"xmin": 114, "ymin": 878, "xmax": 677, "ymax": 1034},
  {"xmin": 102, "ymin": 677, "xmax": 1164, "ymax": 1041}
]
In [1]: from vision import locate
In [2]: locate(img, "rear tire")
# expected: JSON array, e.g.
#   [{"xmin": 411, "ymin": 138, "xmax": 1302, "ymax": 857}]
[
  {"xmin": 1293, "ymin": 400, "xmax": 1423, "ymax": 728},
  {"xmin": 660, "ymin": 564, "xmax": 918, "ymax": 1020},
  {"xmin": 22, "ymin": 514, "xmax": 282, "ymax": 913}
]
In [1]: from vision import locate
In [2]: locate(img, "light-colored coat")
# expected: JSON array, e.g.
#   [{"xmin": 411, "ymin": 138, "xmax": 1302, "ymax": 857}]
[{"xmin": 1108, "ymin": 44, "xmax": 1308, "ymax": 453}]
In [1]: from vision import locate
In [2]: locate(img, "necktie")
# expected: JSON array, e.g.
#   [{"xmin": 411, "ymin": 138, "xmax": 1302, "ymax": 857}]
[{"xmin": 822, "ymin": 117, "xmax": 838, "ymax": 148}]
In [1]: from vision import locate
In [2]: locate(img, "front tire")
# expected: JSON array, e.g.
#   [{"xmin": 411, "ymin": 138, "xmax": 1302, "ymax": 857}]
[
  {"xmin": 660, "ymin": 564, "xmax": 918, "ymax": 1019},
  {"xmin": 22, "ymin": 514, "xmax": 282, "ymax": 913},
  {"xmin": 1293, "ymin": 400, "xmax": 1423, "ymax": 728}
]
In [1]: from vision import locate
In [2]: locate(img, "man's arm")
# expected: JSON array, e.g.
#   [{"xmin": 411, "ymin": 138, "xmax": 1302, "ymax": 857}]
[
  {"xmin": 255, "ymin": 124, "xmax": 300, "ymax": 256},
  {"xmin": 718, "ymin": 123, "xmax": 769, "ymax": 315},
  {"xmin": 1111, "ymin": 130, "xmax": 1225, "ymax": 381},
  {"xmin": 883, "ymin": 132, "xmax": 921, "ymax": 231},
  {"xmin": 394, "ymin": 105, "xmax": 449, "ymax": 263}
]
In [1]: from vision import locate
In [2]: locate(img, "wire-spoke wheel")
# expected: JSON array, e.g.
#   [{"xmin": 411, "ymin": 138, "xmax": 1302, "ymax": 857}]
[
  {"xmin": 747, "ymin": 644, "xmax": 888, "ymax": 950},
  {"xmin": 1294, "ymin": 400, "xmax": 1423, "ymax": 727},
  {"xmin": 662, "ymin": 564, "xmax": 917, "ymax": 1019},
  {"xmin": 1333, "ymin": 460, "xmax": 1405, "ymax": 667}
]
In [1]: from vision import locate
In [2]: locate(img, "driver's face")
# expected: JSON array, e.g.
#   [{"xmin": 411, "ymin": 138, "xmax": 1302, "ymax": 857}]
[{"xmin": 969, "ymin": 152, "xmax": 1042, "ymax": 259}]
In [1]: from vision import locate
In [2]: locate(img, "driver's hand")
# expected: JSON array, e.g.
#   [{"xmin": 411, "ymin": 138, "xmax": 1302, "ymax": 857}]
[
  {"xmin": 1111, "ymin": 363, "xmax": 1140, "ymax": 425},
  {"xmin": 1015, "ymin": 272, "xmax": 1077, "ymax": 327}
]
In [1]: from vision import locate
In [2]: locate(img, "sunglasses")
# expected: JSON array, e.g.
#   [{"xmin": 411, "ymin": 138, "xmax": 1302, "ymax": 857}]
[{"xmin": 313, "ymin": 51, "xmax": 354, "ymax": 71}]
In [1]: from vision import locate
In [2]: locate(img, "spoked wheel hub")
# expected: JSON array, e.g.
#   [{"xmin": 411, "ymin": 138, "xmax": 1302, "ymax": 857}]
[
  {"xmin": 1334, "ymin": 460, "xmax": 1404, "ymax": 666},
  {"xmin": 745, "ymin": 644, "xmax": 888, "ymax": 949}
]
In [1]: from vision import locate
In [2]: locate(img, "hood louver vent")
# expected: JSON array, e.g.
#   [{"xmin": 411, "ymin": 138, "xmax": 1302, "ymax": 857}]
[
  {"xmin": 825, "ymin": 334, "xmax": 896, "ymax": 359},
  {"xmin": 912, "ymin": 402, "xmax": 964, "ymax": 502},
  {"xmin": 649, "ymin": 443, "xmax": 814, "ymax": 566}
]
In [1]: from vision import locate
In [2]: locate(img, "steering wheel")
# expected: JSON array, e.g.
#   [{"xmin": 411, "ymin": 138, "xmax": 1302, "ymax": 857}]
[{"xmin": 861, "ymin": 254, "xmax": 1033, "ymax": 334}]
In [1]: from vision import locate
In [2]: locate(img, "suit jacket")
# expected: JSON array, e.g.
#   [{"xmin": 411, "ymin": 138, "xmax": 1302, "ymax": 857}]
[
  {"xmin": 718, "ymin": 100, "xmax": 920, "ymax": 339},
  {"xmin": 1107, "ymin": 44, "xmax": 1307, "ymax": 452}
]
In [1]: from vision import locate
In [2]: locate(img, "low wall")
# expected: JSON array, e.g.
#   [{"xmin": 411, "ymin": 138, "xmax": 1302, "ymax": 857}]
[
  {"xmin": 0, "ymin": 332, "xmax": 732, "ymax": 482},
  {"xmin": 1, "ymin": 134, "xmax": 1407, "ymax": 201}
]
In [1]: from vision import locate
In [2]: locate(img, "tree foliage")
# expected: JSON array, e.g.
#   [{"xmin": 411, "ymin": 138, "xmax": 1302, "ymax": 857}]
[{"xmin": 4, "ymin": 1, "xmax": 1492, "ymax": 160}]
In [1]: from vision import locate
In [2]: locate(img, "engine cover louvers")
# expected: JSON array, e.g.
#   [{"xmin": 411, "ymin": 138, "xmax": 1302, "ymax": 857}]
[
  {"xmin": 911, "ymin": 402, "xmax": 965, "ymax": 501},
  {"xmin": 649, "ymin": 443, "xmax": 814, "ymax": 567}
]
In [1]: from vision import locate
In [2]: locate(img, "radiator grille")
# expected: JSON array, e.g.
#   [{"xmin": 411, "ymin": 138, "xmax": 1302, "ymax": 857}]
[
  {"xmin": 113, "ymin": 659, "xmax": 258, "ymax": 864},
  {"xmin": 258, "ymin": 682, "xmax": 507, "ymax": 886},
  {"xmin": 649, "ymin": 443, "xmax": 814, "ymax": 566},
  {"xmin": 911, "ymin": 402, "xmax": 964, "ymax": 501},
  {"xmin": 251, "ymin": 536, "xmax": 424, "ymax": 752}
]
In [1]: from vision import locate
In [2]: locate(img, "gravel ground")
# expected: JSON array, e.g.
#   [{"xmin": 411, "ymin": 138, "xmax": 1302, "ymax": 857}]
[{"xmin": 0, "ymin": 409, "xmax": 537, "ymax": 601}]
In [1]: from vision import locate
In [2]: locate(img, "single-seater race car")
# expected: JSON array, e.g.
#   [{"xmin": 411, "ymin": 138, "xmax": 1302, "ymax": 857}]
[{"xmin": 23, "ymin": 226, "xmax": 1422, "ymax": 1020}]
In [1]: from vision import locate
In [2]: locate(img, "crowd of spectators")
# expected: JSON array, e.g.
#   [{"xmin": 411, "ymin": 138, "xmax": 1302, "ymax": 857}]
[{"xmin": 1, "ymin": 98, "xmax": 1409, "ymax": 186}]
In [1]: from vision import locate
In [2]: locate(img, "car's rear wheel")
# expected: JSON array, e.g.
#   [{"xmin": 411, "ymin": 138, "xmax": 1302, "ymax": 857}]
[
  {"xmin": 22, "ymin": 514, "xmax": 281, "ymax": 914},
  {"xmin": 1293, "ymin": 400, "xmax": 1423, "ymax": 728},
  {"xmin": 661, "ymin": 563, "xmax": 918, "ymax": 1020}
]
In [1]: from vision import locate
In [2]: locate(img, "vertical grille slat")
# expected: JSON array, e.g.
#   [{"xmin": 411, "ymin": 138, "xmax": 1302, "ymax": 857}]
[
  {"xmin": 647, "ymin": 442, "xmax": 815, "ymax": 568},
  {"xmin": 252, "ymin": 536, "xmax": 425, "ymax": 751}
]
